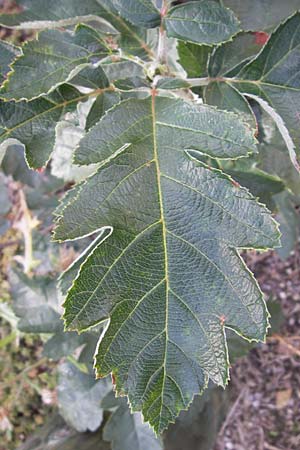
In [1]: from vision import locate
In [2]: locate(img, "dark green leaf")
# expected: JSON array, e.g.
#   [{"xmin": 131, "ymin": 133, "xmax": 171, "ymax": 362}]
[
  {"xmin": 55, "ymin": 96, "xmax": 279, "ymax": 432},
  {"xmin": 58, "ymin": 229, "xmax": 112, "ymax": 296},
  {"xmin": 1, "ymin": 25, "xmax": 109, "ymax": 101},
  {"xmin": 204, "ymin": 82, "xmax": 257, "ymax": 130},
  {"xmin": 156, "ymin": 77, "xmax": 190, "ymax": 90},
  {"xmin": 165, "ymin": 1, "xmax": 240, "ymax": 45},
  {"xmin": 0, "ymin": 85, "xmax": 82, "ymax": 168},
  {"xmin": 110, "ymin": 0, "xmax": 161, "ymax": 28},
  {"xmin": 234, "ymin": 13, "xmax": 300, "ymax": 165},
  {"xmin": 0, "ymin": 84, "xmax": 114, "ymax": 169},
  {"xmin": 208, "ymin": 32, "xmax": 261, "ymax": 78},
  {"xmin": 0, "ymin": 0, "xmax": 154, "ymax": 59},
  {"xmin": 225, "ymin": 167, "xmax": 285, "ymax": 209},
  {"xmin": 177, "ymin": 41, "xmax": 211, "ymax": 78},
  {"xmin": 70, "ymin": 64, "xmax": 110, "ymax": 90}
]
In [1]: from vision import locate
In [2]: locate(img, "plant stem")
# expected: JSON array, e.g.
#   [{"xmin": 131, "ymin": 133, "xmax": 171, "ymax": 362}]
[
  {"xmin": 187, "ymin": 77, "xmax": 211, "ymax": 87},
  {"xmin": 157, "ymin": 0, "xmax": 169, "ymax": 65}
]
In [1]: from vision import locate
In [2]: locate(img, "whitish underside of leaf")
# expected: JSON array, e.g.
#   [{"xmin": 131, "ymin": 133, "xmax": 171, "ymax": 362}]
[
  {"xmin": 58, "ymin": 361, "xmax": 110, "ymax": 432},
  {"xmin": 103, "ymin": 400, "xmax": 163, "ymax": 450},
  {"xmin": 0, "ymin": 25, "xmax": 109, "ymax": 101},
  {"xmin": 55, "ymin": 95, "xmax": 280, "ymax": 433},
  {"xmin": 165, "ymin": 1, "xmax": 240, "ymax": 45},
  {"xmin": 223, "ymin": 0, "xmax": 300, "ymax": 31}
]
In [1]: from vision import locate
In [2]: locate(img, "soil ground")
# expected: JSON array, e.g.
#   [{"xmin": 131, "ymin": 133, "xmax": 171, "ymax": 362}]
[{"xmin": 215, "ymin": 248, "xmax": 300, "ymax": 450}]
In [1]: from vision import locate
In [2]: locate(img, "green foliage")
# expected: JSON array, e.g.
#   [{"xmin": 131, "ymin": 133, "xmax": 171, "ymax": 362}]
[
  {"xmin": 0, "ymin": 0, "xmax": 299, "ymax": 440},
  {"xmin": 164, "ymin": 1, "xmax": 240, "ymax": 45}
]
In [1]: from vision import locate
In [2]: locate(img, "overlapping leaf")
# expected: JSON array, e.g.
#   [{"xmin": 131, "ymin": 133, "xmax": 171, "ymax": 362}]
[
  {"xmin": 165, "ymin": 1, "xmax": 240, "ymax": 45},
  {"xmin": 224, "ymin": 0, "xmax": 300, "ymax": 31},
  {"xmin": 0, "ymin": 64, "xmax": 112, "ymax": 168},
  {"xmin": 205, "ymin": 13, "xmax": 300, "ymax": 169},
  {"xmin": 0, "ymin": 0, "xmax": 154, "ymax": 59},
  {"xmin": 103, "ymin": 398, "xmax": 163, "ymax": 450},
  {"xmin": 0, "ymin": 25, "xmax": 109, "ymax": 101},
  {"xmin": 55, "ymin": 95, "xmax": 280, "ymax": 433},
  {"xmin": 177, "ymin": 41, "xmax": 211, "ymax": 78},
  {"xmin": 58, "ymin": 361, "xmax": 110, "ymax": 432},
  {"xmin": 235, "ymin": 14, "xmax": 300, "ymax": 160},
  {"xmin": 0, "ymin": 85, "xmax": 88, "ymax": 168},
  {"xmin": 111, "ymin": 0, "xmax": 161, "ymax": 28},
  {"xmin": 0, "ymin": 0, "xmax": 104, "ymax": 28}
]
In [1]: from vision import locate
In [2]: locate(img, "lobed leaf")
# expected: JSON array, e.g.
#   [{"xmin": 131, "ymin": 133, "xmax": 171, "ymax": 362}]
[{"xmin": 55, "ymin": 95, "xmax": 280, "ymax": 433}]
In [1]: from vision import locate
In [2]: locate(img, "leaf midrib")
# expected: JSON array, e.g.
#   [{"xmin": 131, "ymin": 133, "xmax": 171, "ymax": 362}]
[{"xmin": 151, "ymin": 92, "xmax": 169, "ymax": 430}]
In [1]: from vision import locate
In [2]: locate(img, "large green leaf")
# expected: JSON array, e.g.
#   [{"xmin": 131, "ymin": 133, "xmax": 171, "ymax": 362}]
[
  {"xmin": 165, "ymin": 1, "xmax": 240, "ymax": 45},
  {"xmin": 55, "ymin": 95, "xmax": 279, "ymax": 433},
  {"xmin": 233, "ymin": 13, "xmax": 300, "ymax": 162},
  {"xmin": 0, "ymin": 25, "xmax": 109, "ymax": 101}
]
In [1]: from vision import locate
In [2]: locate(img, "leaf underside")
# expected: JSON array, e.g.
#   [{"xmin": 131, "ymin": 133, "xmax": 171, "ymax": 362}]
[{"xmin": 55, "ymin": 95, "xmax": 280, "ymax": 433}]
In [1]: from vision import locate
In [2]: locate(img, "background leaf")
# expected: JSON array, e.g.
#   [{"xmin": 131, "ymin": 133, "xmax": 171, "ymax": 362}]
[
  {"xmin": 165, "ymin": 1, "xmax": 240, "ymax": 45},
  {"xmin": 1, "ymin": 25, "xmax": 109, "ymax": 101},
  {"xmin": 57, "ymin": 361, "xmax": 110, "ymax": 432}
]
